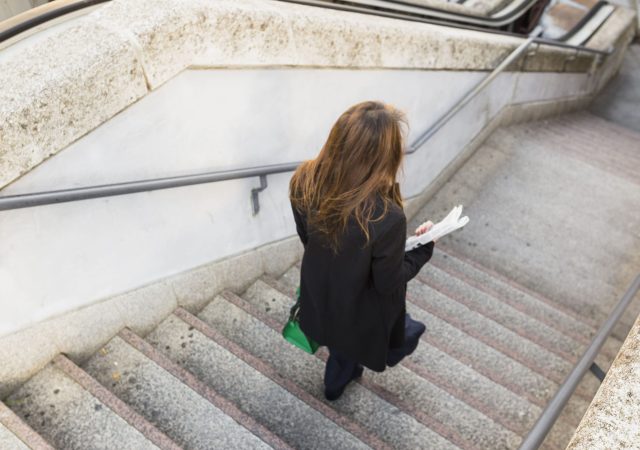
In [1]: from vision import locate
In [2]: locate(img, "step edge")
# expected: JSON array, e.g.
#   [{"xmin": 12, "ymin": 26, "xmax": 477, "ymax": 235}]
[
  {"xmin": 260, "ymin": 277, "xmax": 538, "ymax": 437},
  {"xmin": 429, "ymin": 256, "xmax": 593, "ymax": 345},
  {"xmin": 234, "ymin": 285, "xmax": 486, "ymax": 450},
  {"xmin": 406, "ymin": 289, "xmax": 595, "ymax": 404},
  {"xmin": 0, "ymin": 401, "xmax": 54, "ymax": 450},
  {"xmin": 118, "ymin": 327, "xmax": 292, "ymax": 450},
  {"xmin": 437, "ymin": 246, "xmax": 600, "ymax": 329},
  {"xmin": 53, "ymin": 354, "xmax": 183, "ymax": 450},
  {"xmin": 177, "ymin": 303, "xmax": 389, "ymax": 450},
  {"xmin": 417, "ymin": 270, "xmax": 581, "ymax": 363}
]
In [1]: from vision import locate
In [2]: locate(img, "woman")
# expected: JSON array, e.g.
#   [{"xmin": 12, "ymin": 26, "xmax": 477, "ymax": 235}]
[{"xmin": 289, "ymin": 101, "xmax": 435, "ymax": 401}]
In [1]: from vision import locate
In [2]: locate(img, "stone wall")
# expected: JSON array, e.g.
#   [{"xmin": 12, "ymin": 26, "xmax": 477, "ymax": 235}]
[{"xmin": 0, "ymin": 0, "xmax": 605, "ymax": 191}]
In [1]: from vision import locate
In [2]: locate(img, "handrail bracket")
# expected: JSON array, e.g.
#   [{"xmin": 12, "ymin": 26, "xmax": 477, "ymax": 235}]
[{"xmin": 251, "ymin": 175, "xmax": 268, "ymax": 216}]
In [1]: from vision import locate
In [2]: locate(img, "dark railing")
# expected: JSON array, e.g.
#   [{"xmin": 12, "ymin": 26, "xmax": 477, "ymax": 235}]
[
  {"xmin": 519, "ymin": 274, "xmax": 640, "ymax": 450},
  {"xmin": 0, "ymin": 0, "xmax": 110, "ymax": 43}
]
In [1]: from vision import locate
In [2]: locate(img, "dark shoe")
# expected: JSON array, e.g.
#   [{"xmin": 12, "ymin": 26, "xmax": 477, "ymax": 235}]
[
  {"xmin": 387, "ymin": 316, "xmax": 426, "ymax": 367},
  {"xmin": 324, "ymin": 365, "xmax": 364, "ymax": 401}
]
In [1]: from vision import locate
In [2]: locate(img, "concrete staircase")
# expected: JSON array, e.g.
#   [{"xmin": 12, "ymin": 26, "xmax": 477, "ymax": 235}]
[{"xmin": 2, "ymin": 111, "xmax": 639, "ymax": 449}]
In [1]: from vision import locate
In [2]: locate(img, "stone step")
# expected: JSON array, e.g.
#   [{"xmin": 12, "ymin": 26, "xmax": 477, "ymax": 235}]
[
  {"xmin": 407, "ymin": 280, "xmax": 602, "ymax": 402},
  {"xmin": 551, "ymin": 113, "xmax": 640, "ymax": 156},
  {"xmin": 118, "ymin": 328, "xmax": 290, "ymax": 449},
  {"xmin": 532, "ymin": 127, "xmax": 640, "ymax": 185},
  {"xmin": 145, "ymin": 312, "xmax": 369, "ymax": 450},
  {"xmin": 419, "ymin": 263, "xmax": 586, "ymax": 362},
  {"xmin": 267, "ymin": 271, "xmax": 541, "ymax": 434},
  {"xmin": 279, "ymin": 264, "xmax": 301, "ymax": 293},
  {"xmin": 0, "ymin": 423, "xmax": 29, "ymax": 450},
  {"xmin": 5, "ymin": 360, "xmax": 162, "ymax": 450},
  {"xmin": 279, "ymin": 261, "xmax": 595, "ymax": 426},
  {"xmin": 279, "ymin": 265, "xmax": 553, "ymax": 405},
  {"xmin": 431, "ymin": 248, "xmax": 597, "ymax": 343},
  {"xmin": 0, "ymin": 400, "xmax": 53, "ymax": 450},
  {"xmin": 199, "ymin": 291, "xmax": 458, "ymax": 450},
  {"xmin": 430, "ymin": 248, "xmax": 624, "ymax": 368},
  {"xmin": 244, "ymin": 278, "xmax": 521, "ymax": 450},
  {"xmin": 83, "ymin": 335, "xmax": 273, "ymax": 450},
  {"xmin": 271, "ymin": 271, "xmax": 590, "ymax": 448}
]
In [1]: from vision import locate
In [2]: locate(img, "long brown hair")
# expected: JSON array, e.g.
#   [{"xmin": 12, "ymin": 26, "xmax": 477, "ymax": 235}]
[{"xmin": 290, "ymin": 101, "xmax": 406, "ymax": 252}]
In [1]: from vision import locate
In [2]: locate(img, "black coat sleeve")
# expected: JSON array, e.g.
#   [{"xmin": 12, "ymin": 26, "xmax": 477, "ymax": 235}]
[
  {"xmin": 291, "ymin": 203, "xmax": 308, "ymax": 247},
  {"xmin": 371, "ymin": 214, "xmax": 434, "ymax": 297}
]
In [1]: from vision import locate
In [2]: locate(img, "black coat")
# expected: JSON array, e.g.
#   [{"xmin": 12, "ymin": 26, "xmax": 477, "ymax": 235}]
[{"xmin": 291, "ymin": 197, "xmax": 434, "ymax": 371}]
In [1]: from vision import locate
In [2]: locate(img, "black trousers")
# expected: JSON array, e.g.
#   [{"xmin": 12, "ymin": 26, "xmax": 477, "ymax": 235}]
[{"xmin": 324, "ymin": 313, "xmax": 426, "ymax": 393}]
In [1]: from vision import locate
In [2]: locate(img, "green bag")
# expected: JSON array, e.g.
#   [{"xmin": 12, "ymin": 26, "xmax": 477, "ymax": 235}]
[{"xmin": 282, "ymin": 287, "xmax": 319, "ymax": 354}]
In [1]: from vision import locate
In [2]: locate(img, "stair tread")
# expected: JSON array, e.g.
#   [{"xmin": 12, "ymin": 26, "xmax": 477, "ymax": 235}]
[
  {"xmin": 420, "ymin": 263, "xmax": 585, "ymax": 361},
  {"xmin": 146, "ymin": 314, "xmax": 368, "ymax": 450},
  {"xmin": 245, "ymin": 279, "xmax": 521, "ymax": 450},
  {"xmin": 280, "ymin": 259, "xmax": 595, "ymax": 426},
  {"xmin": 0, "ymin": 422, "xmax": 29, "ymax": 450},
  {"xmin": 200, "ymin": 293, "xmax": 456, "ymax": 450},
  {"xmin": 430, "ymin": 249, "xmax": 625, "ymax": 367},
  {"xmin": 83, "ymin": 336, "xmax": 271, "ymax": 450},
  {"xmin": 407, "ymin": 280, "xmax": 602, "ymax": 400},
  {"xmin": 0, "ymin": 401, "xmax": 53, "ymax": 450},
  {"xmin": 279, "ymin": 265, "xmax": 558, "ymax": 405},
  {"xmin": 431, "ymin": 249, "xmax": 597, "ymax": 341},
  {"xmin": 5, "ymin": 364, "xmax": 159, "ymax": 450}
]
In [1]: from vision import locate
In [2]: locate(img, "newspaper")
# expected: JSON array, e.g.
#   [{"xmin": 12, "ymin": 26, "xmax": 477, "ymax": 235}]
[{"xmin": 405, "ymin": 205, "xmax": 469, "ymax": 251}]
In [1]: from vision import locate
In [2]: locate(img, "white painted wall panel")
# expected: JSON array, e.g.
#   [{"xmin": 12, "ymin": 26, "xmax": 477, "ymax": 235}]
[{"xmin": 0, "ymin": 67, "xmax": 592, "ymax": 337}]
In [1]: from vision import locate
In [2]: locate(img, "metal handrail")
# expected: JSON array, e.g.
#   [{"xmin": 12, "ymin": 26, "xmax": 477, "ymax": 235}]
[
  {"xmin": 519, "ymin": 274, "xmax": 640, "ymax": 450},
  {"xmin": 315, "ymin": 0, "xmax": 539, "ymax": 27},
  {"xmin": 408, "ymin": 36, "xmax": 535, "ymax": 152},
  {"xmin": 0, "ymin": 34, "xmax": 610, "ymax": 212},
  {"xmin": 0, "ymin": 0, "xmax": 110, "ymax": 43},
  {"xmin": 556, "ymin": 0, "xmax": 610, "ymax": 43}
]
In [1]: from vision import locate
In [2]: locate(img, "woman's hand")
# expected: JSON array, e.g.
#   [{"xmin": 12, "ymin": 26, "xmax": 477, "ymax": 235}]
[{"xmin": 415, "ymin": 221, "xmax": 434, "ymax": 236}]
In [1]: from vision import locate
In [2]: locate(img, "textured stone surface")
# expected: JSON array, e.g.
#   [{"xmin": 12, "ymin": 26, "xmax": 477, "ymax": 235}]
[
  {"xmin": 430, "ymin": 249, "xmax": 597, "ymax": 342},
  {"xmin": 92, "ymin": 0, "xmax": 587, "ymax": 89},
  {"xmin": 0, "ymin": 320, "xmax": 59, "ymax": 398},
  {"xmin": 83, "ymin": 336, "xmax": 270, "ymax": 449},
  {"xmin": 429, "ymin": 249, "xmax": 623, "ymax": 367},
  {"xmin": 147, "ymin": 314, "xmax": 368, "ymax": 449},
  {"xmin": 591, "ymin": 44, "xmax": 640, "ymax": 133},
  {"xmin": 167, "ymin": 235, "xmax": 301, "ymax": 312},
  {"xmin": 567, "ymin": 313, "xmax": 640, "ymax": 449},
  {"xmin": 409, "ymin": 113, "xmax": 640, "ymax": 339},
  {"xmin": 419, "ymin": 263, "xmax": 585, "ymax": 360},
  {"xmin": 0, "ymin": 17, "xmax": 147, "ymax": 188},
  {"xmin": 199, "ymin": 295, "xmax": 457, "ymax": 449},
  {"xmin": 5, "ymin": 365, "xmax": 158, "ymax": 450},
  {"xmin": 0, "ymin": 422, "xmax": 29, "ymax": 450},
  {"xmin": 407, "ymin": 280, "xmax": 591, "ymax": 392},
  {"xmin": 244, "ymin": 279, "xmax": 520, "ymax": 450},
  {"xmin": 112, "ymin": 281, "xmax": 177, "ymax": 337}
]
